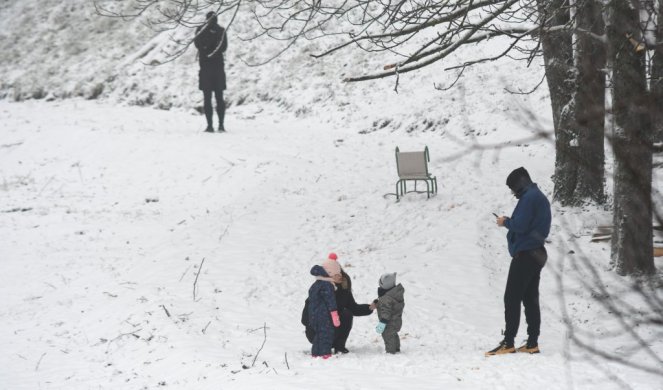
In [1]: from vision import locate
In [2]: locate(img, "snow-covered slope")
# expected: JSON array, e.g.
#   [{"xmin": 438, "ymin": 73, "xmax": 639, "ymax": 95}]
[
  {"xmin": 1, "ymin": 0, "xmax": 550, "ymax": 134},
  {"xmin": 1, "ymin": 1, "xmax": 662, "ymax": 389},
  {"xmin": 0, "ymin": 99, "xmax": 661, "ymax": 389}
]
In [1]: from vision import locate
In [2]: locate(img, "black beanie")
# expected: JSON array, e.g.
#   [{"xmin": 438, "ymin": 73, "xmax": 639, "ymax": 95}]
[
  {"xmin": 506, "ymin": 167, "xmax": 532, "ymax": 196},
  {"xmin": 206, "ymin": 12, "xmax": 218, "ymax": 25}
]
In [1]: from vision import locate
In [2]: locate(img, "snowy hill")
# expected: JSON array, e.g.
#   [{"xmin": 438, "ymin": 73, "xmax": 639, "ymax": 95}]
[
  {"xmin": 0, "ymin": 0, "xmax": 550, "ymax": 134},
  {"xmin": 1, "ymin": 1, "xmax": 662, "ymax": 389},
  {"xmin": 1, "ymin": 99, "xmax": 662, "ymax": 388}
]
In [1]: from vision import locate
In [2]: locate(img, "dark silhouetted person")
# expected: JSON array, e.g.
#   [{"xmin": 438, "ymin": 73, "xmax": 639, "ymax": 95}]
[{"xmin": 194, "ymin": 12, "xmax": 228, "ymax": 132}]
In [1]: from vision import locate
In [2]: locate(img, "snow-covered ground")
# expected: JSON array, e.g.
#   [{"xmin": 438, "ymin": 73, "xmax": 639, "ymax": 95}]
[
  {"xmin": 2, "ymin": 0, "xmax": 663, "ymax": 388},
  {"xmin": 1, "ymin": 99, "xmax": 661, "ymax": 389}
]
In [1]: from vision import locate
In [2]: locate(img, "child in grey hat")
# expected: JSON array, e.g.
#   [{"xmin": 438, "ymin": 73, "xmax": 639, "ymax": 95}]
[{"xmin": 374, "ymin": 272, "xmax": 405, "ymax": 353}]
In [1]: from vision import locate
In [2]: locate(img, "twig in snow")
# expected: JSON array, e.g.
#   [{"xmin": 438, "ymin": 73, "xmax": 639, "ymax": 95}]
[
  {"xmin": 179, "ymin": 264, "xmax": 192, "ymax": 282},
  {"xmin": 124, "ymin": 318, "xmax": 139, "ymax": 328},
  {"xmin": 202, "ymin": 321, "xmax": 211, "ymax": 334},
  {"xmin": 106, "ymin": 329, "xmax": 143, "ymax": 352},
  {"xmin": 35, "ymin": 352, "xmax": 46, "ymax": 371},
  {"xmin": 284, "ymin": 352, "xmax": 290, "ymax": 370},
  {"xmin": 2, "ymin": 207, "xmax": 33, "ymax": 213},
  {"xmin": 251, "ymin": 323, "xmax": 268, "ymax": 367},
  {"xmin": 247, "ymin": 326, "xmax": 266, "ymax": 333},
  {"xmin": 160, "ymin": 304, "xmax": 171, "ymax": 318},
  {"xmin": 1, "ymin": 141, "xmax": 23, "ymax": 148},
  {"xmin": 193, "ymin": 258, "xmax": 206, "ymax": 301},
  {"xmin": 36, "ymin": 176, "xmax": 54, "ymax": 198},
  {"xmin": 73, "ymin": 161, "xmax": 84, "ymax": 182},
  {"xmin": 219, "ymin": 223, "xmax": 231, "ymax": 242}
]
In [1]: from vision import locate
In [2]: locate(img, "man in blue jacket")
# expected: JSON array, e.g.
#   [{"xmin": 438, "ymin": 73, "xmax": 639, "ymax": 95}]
[{"xmin": 486, "ymin": 167, "xmax": 551, "ymax": 356}]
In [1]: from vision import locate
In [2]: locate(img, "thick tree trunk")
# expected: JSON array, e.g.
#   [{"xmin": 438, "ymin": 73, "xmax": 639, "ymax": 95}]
[
  {"xmin": 651, "ymin": 0, "xmax": 663, "ymax": 229},
  {"xmin": 537, "ymin": 0, "xmax": 577, "ymax": 205},
  {"xmin": 608, "ymin": 0, "xmax": 655, "ymax": 275},
  {"xmin": 574, "ymin": 0, "xmax": 606, "ymax": 204},
  {"xmin": 543, "ymin": 0, "xmax": 607, "ymax": 206},
  {"xmin": 653, "ymin": 1, "xmax": 663, "ymax": 144}
]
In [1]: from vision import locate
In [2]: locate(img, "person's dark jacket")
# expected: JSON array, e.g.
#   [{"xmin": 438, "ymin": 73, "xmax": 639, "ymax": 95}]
[
  {"xmin": 194, "ymin": 19, "xmax": 227, "ymax": 91},
  {"xmin": 504, "ymin": 182, "xmax": 551, "ymax": 257},
  {"xmin": 335, "ymin": 271, "xmax": 373, "ymax": 317},
  {"xmin": 376, "ymin": 283, "xmax": 405, "ymax": 331}
]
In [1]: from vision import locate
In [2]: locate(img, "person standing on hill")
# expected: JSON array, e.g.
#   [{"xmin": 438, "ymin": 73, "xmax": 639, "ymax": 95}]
[
  {"xmin": 486, "ymin": 167, "xmax": 551, "ymax": 356},
  {"xmin": 194, "ymin": 11, "xmax": 228, "ymax": 133}
]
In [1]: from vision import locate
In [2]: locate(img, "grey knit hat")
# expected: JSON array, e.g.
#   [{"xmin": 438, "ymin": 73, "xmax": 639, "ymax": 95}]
[{"xmin": 379, "ymin": 272, "xmax": 397, "ymax": 290}]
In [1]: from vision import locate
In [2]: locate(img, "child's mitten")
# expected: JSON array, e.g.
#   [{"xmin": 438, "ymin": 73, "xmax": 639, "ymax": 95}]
[
  {"xmin": 331, "ymin": 311, "xmax": 341, "ymax": 327},
  {"xmin": 375, "ymin": 322, "xmax": 386, "ymax": 334}
]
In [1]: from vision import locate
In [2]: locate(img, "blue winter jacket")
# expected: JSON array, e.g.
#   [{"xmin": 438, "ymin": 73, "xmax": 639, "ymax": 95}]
[
  {"xmin": 307, "ymin": 265, "xmax": 337, "ymax": 329},
  {"xmin": 504, "ymin": 183, "xmax": 551, "ymax": 257}
]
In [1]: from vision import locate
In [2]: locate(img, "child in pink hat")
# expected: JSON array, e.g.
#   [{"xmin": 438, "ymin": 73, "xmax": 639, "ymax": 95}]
[{"xmin": 306, "ymin": 253, "xmax": 342, "ymax": 358}]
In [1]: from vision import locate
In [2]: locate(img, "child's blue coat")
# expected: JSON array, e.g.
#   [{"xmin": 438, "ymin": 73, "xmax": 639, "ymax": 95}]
[{"xmin": 308, "ymin": 265, "xmax": 337, "ymax": 356}]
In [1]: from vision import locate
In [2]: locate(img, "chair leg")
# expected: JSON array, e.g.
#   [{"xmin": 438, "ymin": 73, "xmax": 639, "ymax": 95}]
[{"xmin": 425, "ymin": 180, "xmax": 430, "ymax": 198}]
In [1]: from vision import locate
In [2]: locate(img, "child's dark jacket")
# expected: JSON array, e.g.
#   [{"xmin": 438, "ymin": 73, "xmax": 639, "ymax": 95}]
[
  {"xmin": 377, "ymin": 283, "xmax": 405, "ymax": 331},
  {"xmin": 307, "ymin": 265, "xmax": 337, "ymax": 331}
]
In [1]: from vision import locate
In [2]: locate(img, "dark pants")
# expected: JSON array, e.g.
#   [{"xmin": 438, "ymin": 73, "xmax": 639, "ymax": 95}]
[
  {"xmin": 382, "ymin": 326, "xmax": 400, "ymax": 353},
  {"xmin": 306, "ymin": 308, "xmax": 354, "ymax": 350},
  {"xmin": 203, "ymin": 87, "xmax": 224, "ymax": 129},
  {"xmin": 503, "ymin": 248, "xmax": 546, "ymax": 346},
  {"xmin": 333, "ymin": 309, "xmax": 353, "ymax": 349},
  {"xmin": 311, "ymin": 322, "xmax": 334, "ymax": 356}
]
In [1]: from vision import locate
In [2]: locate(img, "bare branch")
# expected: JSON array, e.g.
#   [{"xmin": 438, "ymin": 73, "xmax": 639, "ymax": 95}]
[{"xmin": 193, "ymin": 257, "xmax": 206, "ymax": 301}]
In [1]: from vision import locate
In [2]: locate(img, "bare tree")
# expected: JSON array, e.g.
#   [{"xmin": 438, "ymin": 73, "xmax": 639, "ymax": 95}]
[
  {"xmin": 608, "ymin": 0, "xmax": 655, "ymax": 276},
  {"xmin": 93, "ymin": 0, "xmax": 241, "ymax": 64},
  {"xmin": 535, "ymin": 0, "xmax": 577, "ymax": 206},
  {"xmin": 653, "ymin": 0, "xmax": 663, "ymax": 143},
  {"xmin": 535, "ymin": 0, "xmax": 607, "ymax": 207},
  {"xmin": 573, "ymin": 0, "xmax": 606, "ymax": 205}
]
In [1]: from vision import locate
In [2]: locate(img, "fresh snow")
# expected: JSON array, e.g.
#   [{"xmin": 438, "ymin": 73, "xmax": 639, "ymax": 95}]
[
  {"xmin": 1, "ymin": 0, "xmax": 663, "ymax": 388},
  {"xmin": 0, "ymin": 99, "xmax": 661, "ymax": 389}
]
